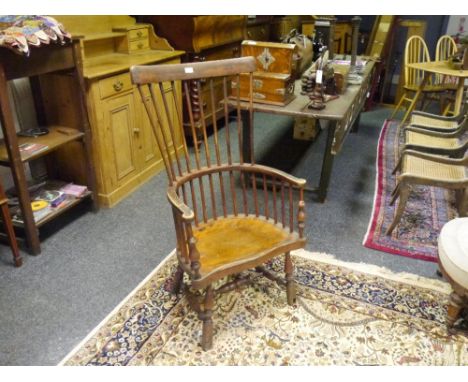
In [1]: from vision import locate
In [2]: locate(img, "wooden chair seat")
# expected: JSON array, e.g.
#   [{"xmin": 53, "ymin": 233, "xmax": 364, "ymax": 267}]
[
  {"xmin": 410, "ymin": 114, "xmax": 459, "ymax": 130},
  {"xmin": 194, "ymin": 215, "xmax": 303, "ymax": 277},
  {"xmin": 405, "ymin": 130, "xmax": 459, "ymax": 149},
  {"xmin": 403, "ymin": 155, "xmax": 466, "ymax": 182}
]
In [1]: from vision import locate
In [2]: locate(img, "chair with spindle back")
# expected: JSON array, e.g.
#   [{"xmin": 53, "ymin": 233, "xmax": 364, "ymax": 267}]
[
  {"xmin": 130, "ymin": 57, "xmax": 307, "ymax": 351},
  {"xmin": 390, "ymin": 35, "xmax": 448, "ymax": 126},
  {"xmin": 435, "ymin": 35, "xmax": 459, "ymax": 115}
]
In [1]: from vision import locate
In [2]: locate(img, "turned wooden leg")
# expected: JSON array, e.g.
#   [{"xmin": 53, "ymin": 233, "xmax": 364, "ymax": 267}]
[
  {"xmin": 200, "ymin": 285, "xmax": 214, "ymax": 351},
  {"xmin": 285, "ymin": 252, "xmax": 296, "ymax": 306},
  {"xmin": 1, "ymin": 202, "xmax": 22, "ymax": 267},
  {"xmin": 447, "ymin": 291, "xmax": 464, "ymax": 332},
  {"xmin": 386, "ymin": 185, "xmax": 410, "ymax": 235},
  {"xmin": 172, "ymin": 265, "xmax": 184, "ymax": 295}
]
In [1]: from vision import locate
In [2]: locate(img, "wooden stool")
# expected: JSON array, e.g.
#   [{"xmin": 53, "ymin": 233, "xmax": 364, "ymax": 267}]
[
  {"xmin": 0, "ymin": 182, "xmax": 22, "ymax": 267},
  {"xmin": 438, "ymin": 217, "xmax": 468, "ymax": 331}
]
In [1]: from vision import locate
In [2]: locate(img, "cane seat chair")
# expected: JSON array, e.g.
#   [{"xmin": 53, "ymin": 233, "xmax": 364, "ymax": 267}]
[
  {"xmin": 390, "ymin": 36, "xmax": 448, "ymax": 126},
  {"xmin": 130, "ymin": 57, "xmax": 307, "ymax": 350},
  {"xmin": 409, "ymin": 100, "xmax": 468, "ymax": 133},
  {"xmin": 398, "ymin": 116, "xmax": 468, "ymax": 159},
  {"xmin": 386, "ymin": 150, "xmax": 468, "ymax": 235}
]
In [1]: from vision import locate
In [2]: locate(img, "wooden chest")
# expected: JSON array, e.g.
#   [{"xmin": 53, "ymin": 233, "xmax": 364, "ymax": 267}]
[
  {"xmin": 236, "ymin": 41, "xmax": 297, "ymax": 105},
  {"xmin": 241, "ymin": 40, "xmax": 297, "ymax": 74},
  {"xmin": 233, "ymin": 72, "xmax": 295, "ymax": 106}
]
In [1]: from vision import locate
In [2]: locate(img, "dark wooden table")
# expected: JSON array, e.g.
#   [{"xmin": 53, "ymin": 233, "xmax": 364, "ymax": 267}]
[{"xmin": 232, "ymin": 58, "xmax": 375, "ymax": 202}]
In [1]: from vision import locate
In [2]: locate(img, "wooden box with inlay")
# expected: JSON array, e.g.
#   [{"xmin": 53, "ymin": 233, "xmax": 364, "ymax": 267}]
[{"xmin": 234, "ymin": 41, "xmax": 297, "ymax": 105}]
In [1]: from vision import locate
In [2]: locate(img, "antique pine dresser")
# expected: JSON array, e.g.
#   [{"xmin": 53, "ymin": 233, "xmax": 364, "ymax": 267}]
[{"xmin": 44, "ymin": 16, "xmax": 185, "ymax": 207}]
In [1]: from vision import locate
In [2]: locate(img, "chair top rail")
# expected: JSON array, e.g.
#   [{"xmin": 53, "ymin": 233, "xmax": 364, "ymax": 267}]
[{"xmin": 131, "ymin": 57, "xmax": 257, "ymax": 84}]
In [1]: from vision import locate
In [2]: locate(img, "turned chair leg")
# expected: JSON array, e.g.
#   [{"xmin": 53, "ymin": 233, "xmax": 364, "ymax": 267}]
[
  {"xmin": 285, "ymin": 252, "xmax": 296, "ymax": 306},
  {"xmin": 0, "ymin": 202, "xmax": 22, "ymax": 267},
  {"xmin": 447, "ymin": 291, "xmax": 464, "ymax": 332},
  {"xmin": 200, "ymin": 285, "xmax": 214, "ymax": 351},
  {"xmin": 386, "ymin": 185, "xmax": 410, "ymax": 235},
  {"xmin": 172, "ymin": 265, "xmax": 184, "ymax": 295}
]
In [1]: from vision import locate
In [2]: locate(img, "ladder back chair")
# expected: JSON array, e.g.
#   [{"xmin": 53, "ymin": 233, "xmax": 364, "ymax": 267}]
[
  {"xmin": 391, "ymin": 36, "xmax": 447, "ymax": 126},
  {"xmin": 130, "ymin": 57, "xmax": 307, "ymax": 351}
]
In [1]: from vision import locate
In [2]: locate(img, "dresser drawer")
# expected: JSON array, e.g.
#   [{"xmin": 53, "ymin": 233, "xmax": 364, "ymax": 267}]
[
  {"xmin": 128, "ymin": 38, "xmax": 149, "ymax": 52},
  {"xmin": 98, "ymin": 73, "xmax": 133, "ymax": 99},
  {"xmin": 128, "ymin": 27, "xmax": 149, "ymax": 41}
]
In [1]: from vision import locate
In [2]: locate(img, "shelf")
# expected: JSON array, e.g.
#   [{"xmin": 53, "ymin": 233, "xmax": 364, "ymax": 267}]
[
  {"xmin": 0, "ymin": 126, "xmax": 84, "ymax": 165},
  {"xmin": 81, "ymin": 32, "xmax": 127, "ymax": 41},
  {"xmin": 9, "ymin": 180, "xmax": 92, "ymax": 228}
]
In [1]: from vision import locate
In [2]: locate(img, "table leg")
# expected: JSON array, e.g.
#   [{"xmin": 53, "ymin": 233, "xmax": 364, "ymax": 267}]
[
  {"xmin": 317, "ymin": 122, "xmax": 337, "ymax": 203},
  {"xmin": 351, "ymin": 112, "xmax": 362, "ymax": 133},
  {"xmin": 453, "ymin": 78, "xmax": 465, "ymax": 115}
]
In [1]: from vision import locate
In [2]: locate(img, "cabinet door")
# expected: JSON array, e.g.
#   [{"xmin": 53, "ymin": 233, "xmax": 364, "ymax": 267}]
[
  {"xmin": 137, "ymin": 82, "xmax": 182, "ymax": 171},
  {"xmin": 102, "ymin": 92, "xmax": 139, "ymax": 187}
]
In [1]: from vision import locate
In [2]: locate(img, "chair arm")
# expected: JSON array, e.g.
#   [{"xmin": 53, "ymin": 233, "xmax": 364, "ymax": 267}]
[
  {"xmin": 403, "ymin": 125, "xmax": 460, "ymax": 138},
  {"xmin": 252, "ymin": 164, "xmax": 307, "ymax": 188},
  {"xmin": 167, "ymin": 187, "xmax": 195, "ymax": 222},
  {"xmin": 411, "ymin": 110, "xmax": 463, "ymax": 122},
  {"xmin": 400, "ymin": 149, "xmax": 468, "ymax": 166}
]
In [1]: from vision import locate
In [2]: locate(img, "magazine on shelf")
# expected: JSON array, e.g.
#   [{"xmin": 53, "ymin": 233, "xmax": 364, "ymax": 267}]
[
  {"xmin": 18, "ymin": 142, "xmax": 48, "ymax": 158},
  {"xmin": 11, "ymin": 181, "xmax": 88, "ymax": 224}
]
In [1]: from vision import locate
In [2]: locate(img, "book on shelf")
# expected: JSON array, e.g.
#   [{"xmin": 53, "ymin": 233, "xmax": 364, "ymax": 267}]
[
  {"xmin": 60, "ymin": 183, "xmax": 88, "ymax": 198},
  {"xmin": 10, "ymin": 181, "xmax": 89, "ymax": 224},
  {"xmin": 18, "ymin": 142, "xmax": 48, "ymax": 158}
]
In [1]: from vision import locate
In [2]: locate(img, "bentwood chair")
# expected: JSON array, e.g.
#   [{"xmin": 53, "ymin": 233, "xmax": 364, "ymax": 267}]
[
  {"xmin": 390, "ymin": 36, "xmax": 448, "ymax": 126},
  {"xmin": 409, "ymin": 100, "xmax": 468, "ymax": 132},
  {"xmin": 130, "ymin": 57, "xmax": 307, "ymax": 351},
  {"xmin": 386, "ymin": 150, "xmax": 468, "ymax": 235}
]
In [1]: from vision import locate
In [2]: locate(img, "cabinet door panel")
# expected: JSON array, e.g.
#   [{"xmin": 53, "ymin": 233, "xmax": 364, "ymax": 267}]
[{"xmin": 104, "ymin": 93, "xmax": 138, "ymax": 185}]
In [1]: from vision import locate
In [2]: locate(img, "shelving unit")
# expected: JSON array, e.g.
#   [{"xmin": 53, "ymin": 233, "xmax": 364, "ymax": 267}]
[{"xmin": 0, "ymin": 39, "xmax": 98, "ymax": 255}]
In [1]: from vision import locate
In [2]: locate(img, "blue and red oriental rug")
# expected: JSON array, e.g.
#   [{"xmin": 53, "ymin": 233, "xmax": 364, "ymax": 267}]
[{"xmin": 363, "ymin": 120, "xmax": 457, "ymax": 263}]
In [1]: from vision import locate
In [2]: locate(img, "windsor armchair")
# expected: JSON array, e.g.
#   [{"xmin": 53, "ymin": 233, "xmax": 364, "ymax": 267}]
[
  {"xmin": 435, "ymin": 35, "xmax": 458, "ymax": 115},
  {"xmin": 130, "ymin": 57, "xmax": 307, "ymax": 351}
]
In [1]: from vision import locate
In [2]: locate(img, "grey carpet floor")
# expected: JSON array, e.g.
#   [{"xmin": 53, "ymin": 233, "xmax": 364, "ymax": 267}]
[{"xmin": 0, "ymin": 106, "xmax": 440, "ymax": 365}]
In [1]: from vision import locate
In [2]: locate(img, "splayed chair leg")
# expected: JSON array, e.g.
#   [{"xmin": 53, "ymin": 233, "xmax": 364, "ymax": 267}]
[
  {"xmin": 447, "ymin": 291, "xmax": 464, "ymax": 333},
  {"xmin": 172, "ymin": 265, "xmax": 184, "ymax": 295},
  {"xmin": 285, "ymin": 252, "xmax": 296, "ymax": 306},
  {"xmin": 386, "ymin": 185, "xmax": 410, "ymax": 235}
]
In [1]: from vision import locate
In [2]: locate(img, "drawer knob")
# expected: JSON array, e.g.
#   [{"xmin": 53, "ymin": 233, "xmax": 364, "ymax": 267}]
[
  {"xmin": 133, "ymin": 128, "xmax": 140, "ymax": 134},
  {"xmin": 113, "ymin": 81, "xmax": 124, "ymax": 92},
  {"xmin": 137, "ymin": 43, "xmax": 144, "ymax": 49},
  {"xmin": 137, "ymin": 31, "xmax": 143, "ymax": 37}
]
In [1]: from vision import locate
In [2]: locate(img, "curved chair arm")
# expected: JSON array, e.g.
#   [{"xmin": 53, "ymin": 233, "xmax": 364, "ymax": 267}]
[
  {"xmin": 251, "ymin": 164, "xmax": 307, "ymax": 189},
  {"xmin": 411, "ymin": 110, "xmax": 463, "ymax": 122},
  {"xmin": 167, "ymin": 187, "xmax": 195, "ymax": 222},
  {"xmin": 403, "ymin": 125, "xmax": 463, "ymax": 138},
  {"xmin": 400, "ymin": 149, "xmax": 468, "ymax": 166}
]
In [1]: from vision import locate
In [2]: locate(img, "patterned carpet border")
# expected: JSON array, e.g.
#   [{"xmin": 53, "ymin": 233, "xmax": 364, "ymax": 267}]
[
  {"xmin": 59, "ymin": 249, "xmax": 468, "ymax": 366},
  {"xmin": 363, "ymin": 119, "xmax": 457, "ymax": 262}
]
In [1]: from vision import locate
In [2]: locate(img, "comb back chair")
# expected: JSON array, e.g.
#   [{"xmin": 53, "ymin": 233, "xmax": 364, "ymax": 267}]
[
  {"xmin": 391, "ymin": 36, "xmax": 448, "ymax": 126},
  {"xmin": 130, "ymin": 57, "xmax": 307, "ymax": 351}
]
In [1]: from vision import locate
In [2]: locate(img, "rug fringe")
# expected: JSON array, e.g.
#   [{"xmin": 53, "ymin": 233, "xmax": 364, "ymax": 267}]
[{"xmin": 292, "ymin": 249, "xmax": 451, "ymax": 294}]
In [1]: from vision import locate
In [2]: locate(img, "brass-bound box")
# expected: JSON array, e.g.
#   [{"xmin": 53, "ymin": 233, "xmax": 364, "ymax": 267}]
[
  {"xmin": 331, "ymin": 63, "xmax": 350, "ymax": 94},
  {"xmin": 241, "ymin": 40, "xmax": 297, "ymax": 74},
  {"xmin": 232, "ymin": 72, "xmax": 295, "ymax": 106}
]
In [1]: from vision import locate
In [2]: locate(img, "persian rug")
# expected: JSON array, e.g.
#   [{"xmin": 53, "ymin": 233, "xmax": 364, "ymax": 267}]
[
  {"xmin": 363, "ymin": 119, "xmax": 457, "ymax": 262},
  {"xmin": 59, "ymin": 249, "xmax": 468, "ymax": 366}
]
